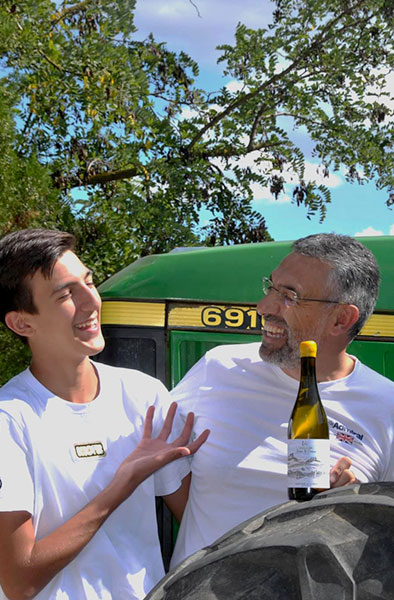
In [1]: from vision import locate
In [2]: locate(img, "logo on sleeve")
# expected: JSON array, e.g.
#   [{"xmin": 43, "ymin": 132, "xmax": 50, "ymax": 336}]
[{"xmin": 74, "ymin": 442, "xmax": 106, "ymax": 459}]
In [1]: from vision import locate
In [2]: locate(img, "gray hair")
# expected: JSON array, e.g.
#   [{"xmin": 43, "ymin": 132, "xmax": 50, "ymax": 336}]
[{"xmin": 292, "ymin": 233, "xmax": 380, "ymax": 340}]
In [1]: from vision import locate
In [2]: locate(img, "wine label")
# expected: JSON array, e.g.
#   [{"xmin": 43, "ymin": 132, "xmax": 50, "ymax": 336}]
[{"xmin": 287, "ymin": 439, "xmax": 330, "ymax": 488}]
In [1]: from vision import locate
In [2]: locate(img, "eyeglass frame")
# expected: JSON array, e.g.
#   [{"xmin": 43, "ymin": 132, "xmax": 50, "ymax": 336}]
[{"xmin": 261, "ymin": 276, "xmax": 344, "ymax": 308}]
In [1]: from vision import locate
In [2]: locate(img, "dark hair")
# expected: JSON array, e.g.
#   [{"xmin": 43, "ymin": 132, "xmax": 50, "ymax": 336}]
[
  {"xmin": 0, "ymin": 229, "xmax": 76, "ymax": 326},
  {"xmin": 292, "ymin": 233, "xmax": 380, "ymax": 340}
]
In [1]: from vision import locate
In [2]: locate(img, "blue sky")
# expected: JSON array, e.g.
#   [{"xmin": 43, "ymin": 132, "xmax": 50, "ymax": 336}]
[{"xmin": 134, "ymin": 0, "xmax": 394, "ymax": 242}]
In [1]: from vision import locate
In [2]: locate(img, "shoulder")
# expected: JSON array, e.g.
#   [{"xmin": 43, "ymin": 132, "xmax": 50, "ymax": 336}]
[
  {"xmin": 0, "ymin": 370, "xmax": 35, "ymax": 413},
  {"xmin": 202, "ymin": 342, "xmax": 266, "ymax": 382},
  {"xmin": 340, "ymin": 357, "xmax": 394, "ymax": 416},
  {"xmin": 171, "ymin": 342, "xmax": 264, "ymax": 405},
  {"xmin": 93, "ymin": 360, "xmax": 166, "ymax": 389},
  {"xmin": 93, "ymin": 361, "xmax": 170, "ymax": 411},
  {"xmin": 204, "ymin": 342, "xmax": 262, "ymax": 367},
  {"xmin": 352, "ymin": 357, "xmax": 394, "ymax": 390},
  {"xmin": 173, "ymin": 342, "xmax": 262, "ymax": 387},
  {"xmin": 0, "ymin": 371, "xmax": 41, "ymax": 437}
]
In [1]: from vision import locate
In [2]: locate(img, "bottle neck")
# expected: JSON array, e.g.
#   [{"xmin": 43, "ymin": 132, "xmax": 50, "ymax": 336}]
[{"xmin": 300, "ymin": 355, "xmax": 317, "ymax": 381}]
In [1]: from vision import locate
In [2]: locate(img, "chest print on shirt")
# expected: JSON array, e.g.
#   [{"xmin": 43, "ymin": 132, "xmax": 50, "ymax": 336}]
[
  {"xmin": 328, "ymin": 419, "xmax": 364, "ymax": 446},
  {"xmin": 74, "ymin": 441, "xmax": 106, "ymax": 459}
]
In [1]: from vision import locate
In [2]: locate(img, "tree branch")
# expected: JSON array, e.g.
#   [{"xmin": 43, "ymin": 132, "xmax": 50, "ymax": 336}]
[
  {"xmin": 188, "ymin": 0, "xmax": 202, "ymax": 18},
  {"xmin": 64, "ymin": 140, "xmax": 288, "ymax": 189},
  {"xmin": 259, "ymin": 111, "xmax": 326, "ymax": 128},
  {"xmin": 185, "ymin": 0, "xmax": 371, "ymax": 152},
  {"xmin": 10, "ymin": 6, "xmax": 79, "ymax": 74},
  {"xmin": 37, "ymin": 49, "xmax": 64, "ymax": 72},
  {"xmin": 63, "ymin": 165, "xmax": 140, "ymax": 189},
  {"xmin": 198, "ymin": 140, "xmax": 286, "ymax": 161},
  {"xmin": 51, "ymin": 0, "xmax": 94, "ymax": 27},
  {"xmin": 247, "ymin": 104, "xmax": 268, "ymax": 151}
]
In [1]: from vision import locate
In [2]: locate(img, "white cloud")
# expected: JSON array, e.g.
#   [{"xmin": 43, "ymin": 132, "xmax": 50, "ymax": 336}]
[
  {"xmin": 364, "ymin": 70, "xmax": 394, "ymax": 118},
  {"xmin": 389, "ymin": 224, "xmax": 394, "ymax": 235},
  {"xmin": 134, "ymin": 0, "xmax": 274, "ymax": 68},
  {"xmin": 225, "ymin": 80, "xmax": 246, "ymax": 94},
  {"xmin": 180, "ymin": 107, "xmax": 198, "ymax": 119},
  {"xmin": 210, "ymin": 150, "xmax": 343, "ymax": 204},
  {"xmin": 354, "ymin": 226, "xmax": 384, "ymax": 237},
  {"xmin": 250, "ymin": 181, "xmax": 291, "ymax": 204},
  {"xmin": 236, "ymin": 155, "xmax": 343, "ymax": 189},
  {"xmin": 303, "ymin": 163, "xmax": 343, "ymax": 187}
]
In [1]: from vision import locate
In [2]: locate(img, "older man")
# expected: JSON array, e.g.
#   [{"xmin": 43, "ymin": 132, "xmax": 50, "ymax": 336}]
[{"xmin": 170, "ymin": 233, "xmax": 394, "ymax": 568}]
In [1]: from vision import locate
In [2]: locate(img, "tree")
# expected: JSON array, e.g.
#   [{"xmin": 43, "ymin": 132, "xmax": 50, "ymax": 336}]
[
  {"xmin": 0, "ymin": 85, "xmax": 67, "ymax": 230},
  {"xmin": 1, "ymin": 0, "xmax": 393, "ymax": 250},
  {"xmin": 0, "ymin": 84, "xmax": 73, "ymax": 383}
]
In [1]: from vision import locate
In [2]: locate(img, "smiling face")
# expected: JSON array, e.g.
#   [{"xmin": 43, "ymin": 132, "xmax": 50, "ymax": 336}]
[
  {"xmin": 21, "ymin": 250, "xmax": 105, "ymax": 363},
  {"xmin": 257, "ymin": 252, "xmax": 338, "ymax": 370}
]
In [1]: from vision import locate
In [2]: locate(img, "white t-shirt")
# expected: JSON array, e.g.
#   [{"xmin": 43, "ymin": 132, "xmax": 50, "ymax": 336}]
[
  {"xmin": 0, "ymin": 362, "xmax": 189, "ymax": 600},
  {"xmin": 170, "ymin": 342, "xmax": 394, "ymax": 568}
]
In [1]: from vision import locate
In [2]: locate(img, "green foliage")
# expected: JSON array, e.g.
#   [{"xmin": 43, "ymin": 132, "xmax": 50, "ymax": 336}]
[
  {"xmin": 0, "ymin": 0, "xmax": 270, "ymax": 254},
  {"xmin": 2, "ymin": 0, "xmax": 393, "ymax": 240},
  {"xmin": 212, "ymin": 0, "xmax": 394, "ymax": 217},
  {"xmin": 0, "ymin": 84, "xmax": 76, "ymax": 383},
  {"xmin": 0, "ymin": 85, "xmax": 69, "ymax": 232},
  {"xmin": 0, "ymin": 329, "xmax": 31, "ymax": 386}
]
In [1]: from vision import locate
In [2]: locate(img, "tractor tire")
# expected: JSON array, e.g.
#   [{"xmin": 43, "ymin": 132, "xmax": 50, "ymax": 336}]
[{"xmin": 147, "ymin": 482, "xmax": 394, "ymax": 600}]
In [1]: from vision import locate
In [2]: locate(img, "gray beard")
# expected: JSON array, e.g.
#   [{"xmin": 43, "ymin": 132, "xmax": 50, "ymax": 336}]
[
  {"xmin": 260, "ymin": 341, "xmax": 299, "ymax": 370},
  {"xmin": 259, "ymin": 327, "xmax": 301, "ymax": 370},
  {"xmin": 259, "ymin": 316, "xmax": 329, "ymax": 370}
]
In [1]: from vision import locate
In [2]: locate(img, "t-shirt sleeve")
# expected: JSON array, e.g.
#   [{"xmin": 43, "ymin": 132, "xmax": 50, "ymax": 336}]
[
  {"xmin": 0, "ymin": 411, "xmax": 34, "ymax": 514},
  {"xmin": 150, "ymin": 380, "xmax": 191, "ymax": 496}
]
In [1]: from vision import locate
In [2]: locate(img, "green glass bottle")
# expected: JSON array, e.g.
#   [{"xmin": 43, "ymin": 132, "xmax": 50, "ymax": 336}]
[{"xmin": 287, "ymin": 340, "xmax": 330, "ymax": 501}]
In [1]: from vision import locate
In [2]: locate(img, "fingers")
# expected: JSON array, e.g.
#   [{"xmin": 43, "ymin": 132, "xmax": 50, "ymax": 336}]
[
  {"xmin": 144, "ymin": 402, "xmax": 193, "ymax": 445},
  {"xmin": 142, "ymin": 404, "xmax": 209, "ymax": 459},
  {"xmin": 157, "ymin": 402, "xmax": 178, "ymax": 441},
  {"xmin": 164, "ymin": 431, "xmax": 210, "ymax": 462},
  {"xmin": 330, "ymin": 456, "xmax": 358, "ymax": 488},
  {"xmin": 142, "ymin": 405, "xmax": 155, "ymax": 439},
  {"xmin": 188, "ymin": 428, "xmax": 210, "ymax": 454},
  {"xmin": 172, "ymin": 411, "xmax": 194, "ymax": 447},
  {"xmin": 174, "ymin": 412, "xmax": 210, "ymax": 455}
]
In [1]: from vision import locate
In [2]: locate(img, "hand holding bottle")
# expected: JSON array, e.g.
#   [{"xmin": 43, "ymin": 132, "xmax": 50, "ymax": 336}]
[{"xmin": 330, "ymin": 456, "xmax": 358, "ymax": 487}]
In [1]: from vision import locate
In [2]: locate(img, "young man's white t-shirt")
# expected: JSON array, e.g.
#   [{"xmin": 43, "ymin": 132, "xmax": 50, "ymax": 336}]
[
  {"xmin": 170, "ymin": 342, "xmax": 394, "ymax": 568},
  {"xmin": 0, "ymin": 361, "xmax": 189, "ymax": 599}
]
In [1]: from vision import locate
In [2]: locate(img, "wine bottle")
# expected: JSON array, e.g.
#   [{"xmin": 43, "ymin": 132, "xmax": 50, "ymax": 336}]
[{"xmin": 287, "ymin": 340, "xmax": 330, "ymax": 501}]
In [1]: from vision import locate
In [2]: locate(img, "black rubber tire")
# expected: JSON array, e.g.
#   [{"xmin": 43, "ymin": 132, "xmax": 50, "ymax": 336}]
[{"xmin": 147, "ymin": 482, "xmax": 394, "ymax": 600}]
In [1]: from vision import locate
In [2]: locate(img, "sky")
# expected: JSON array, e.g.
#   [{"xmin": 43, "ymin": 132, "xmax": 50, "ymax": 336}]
[{"xmin": 133, "ymin": 0, "xmax": 394, "ymax": 243}]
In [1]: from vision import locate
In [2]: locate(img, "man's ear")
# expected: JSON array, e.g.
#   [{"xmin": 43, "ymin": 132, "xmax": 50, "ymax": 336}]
[
  {"xmin": 5, "ymin": 311, "xmax": 35, "ymax": 339},
  {"xmin": 330, "ymin": 304, "xmax": 359, "ymax": 337}
]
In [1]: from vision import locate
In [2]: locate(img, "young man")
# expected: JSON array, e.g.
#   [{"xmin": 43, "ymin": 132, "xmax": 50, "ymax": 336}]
[
  {"xmin": 170, "ymin": 233, "xmax": 394, "ymax": 568},
  {"xmin": 0, "ymin": 229, "xmax": 208, "ymax": 600}
]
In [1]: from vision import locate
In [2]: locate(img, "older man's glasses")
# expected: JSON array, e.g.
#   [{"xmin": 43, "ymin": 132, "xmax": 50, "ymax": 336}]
[{"xmin": 261, "ymin": 277, "xmax": 342, "ymax": 308}]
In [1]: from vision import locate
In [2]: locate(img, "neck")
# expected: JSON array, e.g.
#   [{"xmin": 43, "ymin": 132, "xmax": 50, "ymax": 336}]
[
  {"xmin": 282, "ymin": 348, "xmax": 355, "ymax": 382},
  {"xmin": 30, "ymin": 356, "xmax": 99, "ymax": 403}
]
